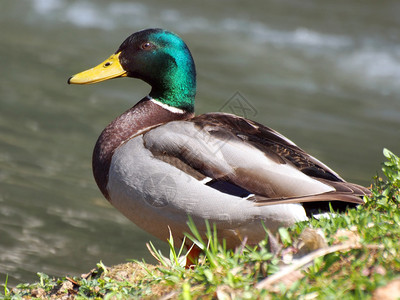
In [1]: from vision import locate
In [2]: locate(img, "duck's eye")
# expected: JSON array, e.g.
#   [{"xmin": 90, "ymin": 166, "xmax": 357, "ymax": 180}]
[
  {"xmin": 140, "ymin": 42, "xmax": 154, "ymax": 50},
  {"xmin": 104, "ymin": 62, "xmax": 112, "ymax": 67}
]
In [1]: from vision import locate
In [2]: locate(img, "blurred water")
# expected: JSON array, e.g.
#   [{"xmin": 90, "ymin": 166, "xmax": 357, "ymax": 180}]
[{"xmin": 1, "ymin": 0, "xmax": 399, "ymax": 285}]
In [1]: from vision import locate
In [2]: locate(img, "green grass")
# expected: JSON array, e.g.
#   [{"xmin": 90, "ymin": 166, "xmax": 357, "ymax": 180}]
[{"xmin": 2, "ymin": 148, "xmax": 400, "ymax": 299}]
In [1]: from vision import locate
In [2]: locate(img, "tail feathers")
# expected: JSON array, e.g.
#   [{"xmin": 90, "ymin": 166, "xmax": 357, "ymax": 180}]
[
  {"xmin": 252, "ymin": 192, "xmax": 365, "ymax": 206},
  {"xmin": 252, "ymin": 180, "xmax": 370, "ymax": 209},
  {"xmin": 318, "ymin": 179, "xmax": 371, "ymax": 196}
]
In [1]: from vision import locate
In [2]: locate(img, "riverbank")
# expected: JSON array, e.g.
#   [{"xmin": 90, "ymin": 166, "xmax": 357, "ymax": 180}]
[{"xmin": 3, "ymin": 149, "xmax": 400, "ymax": 299}]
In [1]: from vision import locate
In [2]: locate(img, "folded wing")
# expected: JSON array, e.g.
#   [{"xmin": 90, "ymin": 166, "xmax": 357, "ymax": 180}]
[{"xmin": 143, "ymin": 113, "xmax": 369, "ymax": 210}]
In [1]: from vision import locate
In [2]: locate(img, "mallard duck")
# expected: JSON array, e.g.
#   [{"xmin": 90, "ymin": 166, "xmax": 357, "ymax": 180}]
[{"xmin": 68, "ymin": 28, "xmax": 370, "ymax": 250}]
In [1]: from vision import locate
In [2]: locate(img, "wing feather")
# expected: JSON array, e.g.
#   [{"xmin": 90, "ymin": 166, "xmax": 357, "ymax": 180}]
[{"xmin": 143, "ymin": 112, "xmax": 370, "ymax": 208}]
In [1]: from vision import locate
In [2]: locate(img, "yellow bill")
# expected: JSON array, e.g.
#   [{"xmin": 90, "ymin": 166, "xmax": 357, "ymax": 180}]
[{"xmin": 68, "ymin": 52, "xmax": 127, "ymax": 84}]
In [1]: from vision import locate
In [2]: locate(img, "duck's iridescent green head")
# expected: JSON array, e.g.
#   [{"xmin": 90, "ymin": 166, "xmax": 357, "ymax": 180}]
[{"xmin": 68, "ymin": 29, "xmax": 196, "ymax": 112}]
